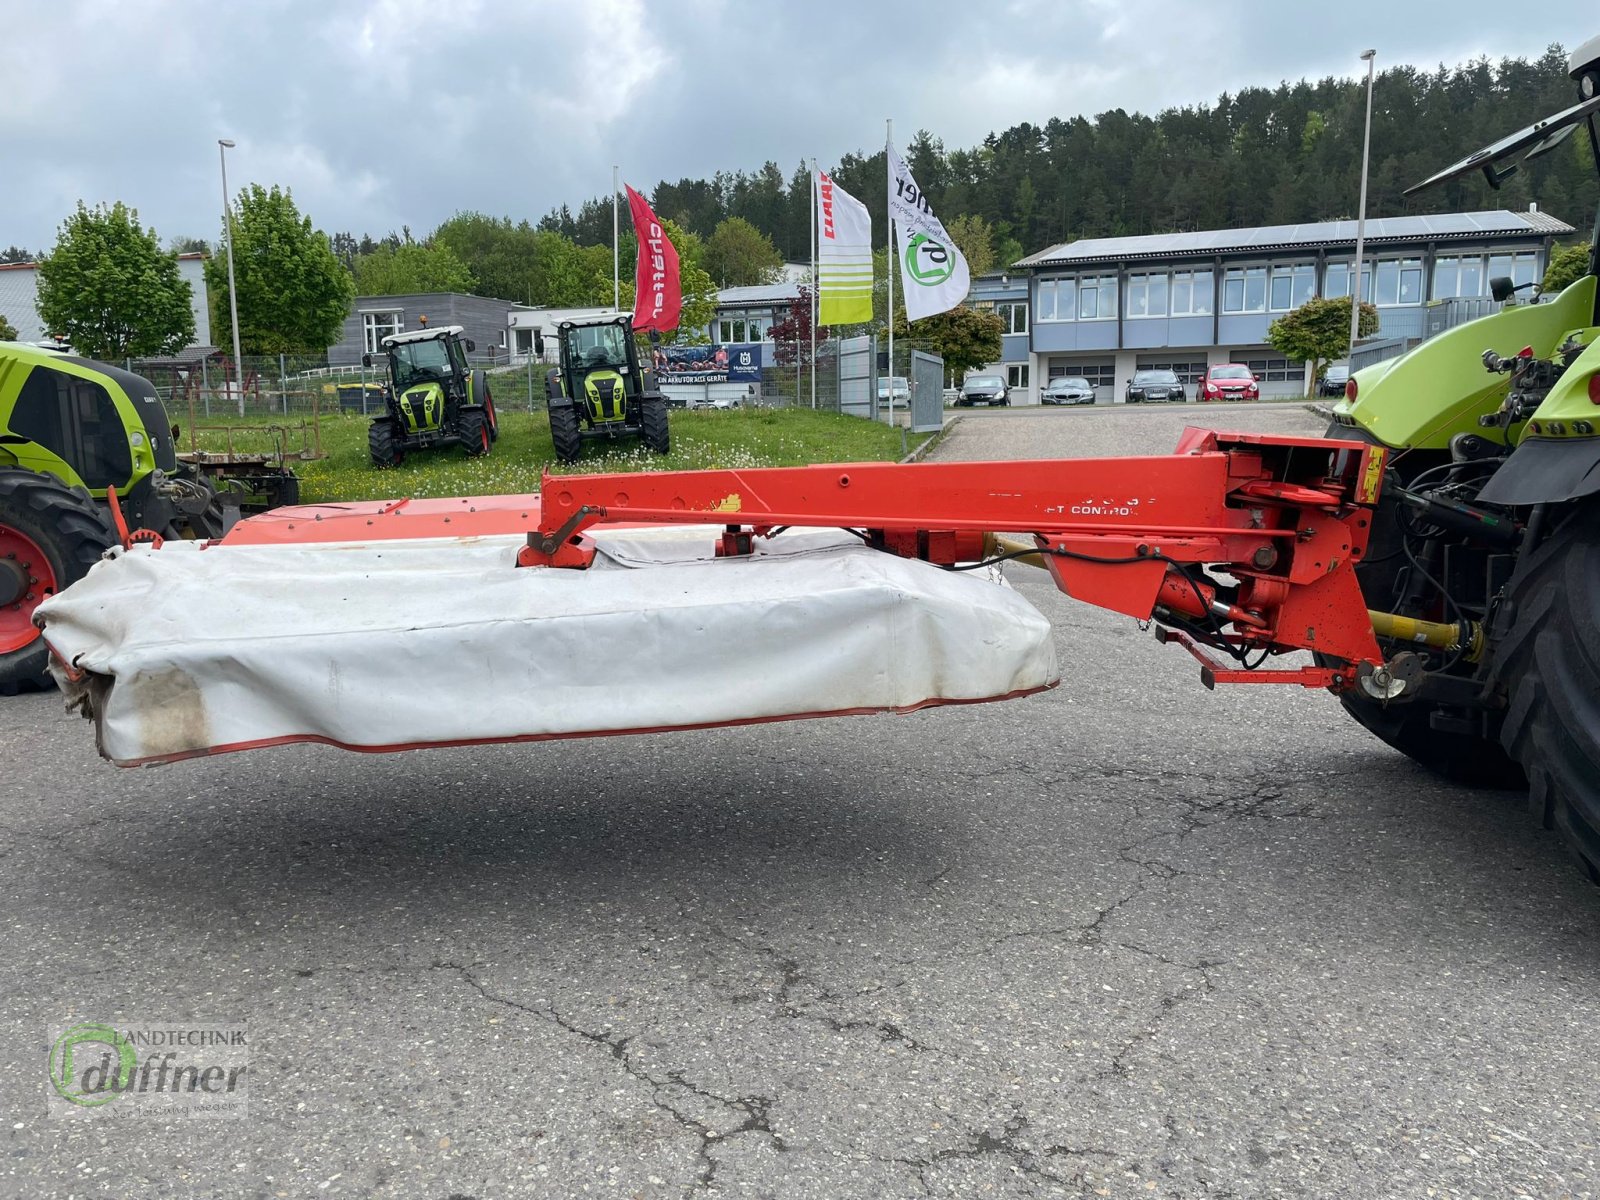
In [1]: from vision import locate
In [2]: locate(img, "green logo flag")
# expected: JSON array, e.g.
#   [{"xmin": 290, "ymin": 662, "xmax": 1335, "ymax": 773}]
[
  {"xmin": 815, "ymin": 171, "xmax": 874, "ymax": 325},
  {"xmin": 887, "ymin": 143, "xmax": 970, "ymax": 321}
]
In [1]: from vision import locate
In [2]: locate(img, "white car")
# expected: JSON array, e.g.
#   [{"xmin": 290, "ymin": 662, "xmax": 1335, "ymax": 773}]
[{"xmin": 876, "ymin": 376, "xmax": 910, "ymax": 402}]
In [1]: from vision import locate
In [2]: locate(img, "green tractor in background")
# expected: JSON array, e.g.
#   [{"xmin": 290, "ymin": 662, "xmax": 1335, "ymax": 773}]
[
  {"xmin": 0, "ymin": 341, "xmax": 225, "ymax": 694},
  {"xmin": 1319, "ymin": 32, "xmax": 1600, "ymax": 878},
  {"xmin": 545, "ymin": 313, "xmax": 670, "ymax": 463},
  {"xmin": 365, "ymin": 324, "xmax": 499, "ymax": 467}
]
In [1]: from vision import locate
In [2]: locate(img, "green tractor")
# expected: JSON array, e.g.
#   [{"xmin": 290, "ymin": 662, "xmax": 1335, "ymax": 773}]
[
  {"xmin": 364, "ymin": 325, "xmax": 499, "ymax": 467},
  {"xmin": 1319, "ymin": 33, "xmax": 1600, "ymax": 877},
  {"xmin": 545, "ymin": 313, "xmax": 670, "ymax": 463},
  {"xmin": 0, "ymin": 341, "xmax": 225, "ymax": 694}
]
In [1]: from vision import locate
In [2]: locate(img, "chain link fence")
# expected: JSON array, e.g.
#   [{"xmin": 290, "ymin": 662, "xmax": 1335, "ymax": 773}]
[
  {"xmin": 124, "ymin": 338, "xmax": 940, "ymax": 425},
  {"xmin": 124, "ymin": 352, "xmax": 529, "ymax": 422}
]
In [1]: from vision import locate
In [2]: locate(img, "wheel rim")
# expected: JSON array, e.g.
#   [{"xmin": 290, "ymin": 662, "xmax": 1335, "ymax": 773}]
[{"xmin": 0, "ymin": 522, "xmax": 56, "ymax": 654}]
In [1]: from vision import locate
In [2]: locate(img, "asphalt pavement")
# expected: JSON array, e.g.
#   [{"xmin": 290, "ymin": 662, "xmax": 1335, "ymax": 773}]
[{"xmin": 4, "ymin": 401, "xmax": 1598, "ymax": 1199}]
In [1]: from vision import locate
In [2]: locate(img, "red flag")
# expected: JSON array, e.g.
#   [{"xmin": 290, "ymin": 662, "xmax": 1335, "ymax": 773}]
[{"xmin": 625, "ymin": 184, "xmax": 681, "ymax": 333}]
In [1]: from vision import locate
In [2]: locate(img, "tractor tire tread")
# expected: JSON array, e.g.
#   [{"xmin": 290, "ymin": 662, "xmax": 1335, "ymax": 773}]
[
  {"xmin": 369, "ymin": 418, "xmax": 405, "ymax": 469},
  {"xmin": 1493, "ymin": 505, "xmax": 1600, "ymax": 882},
  {"xmin": 642, "ymin": 395, "xmax": 670, "ymax": 456},
  {"xmin": 549, "ymin": 403, "xmax": 583, "ymax": 464}
]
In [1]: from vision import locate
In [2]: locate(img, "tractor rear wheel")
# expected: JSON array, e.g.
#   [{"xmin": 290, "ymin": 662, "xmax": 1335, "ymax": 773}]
[
  {"xmin": 1494, "ymin": 500, "xmax": 1600, "ymax": 882},
  {"xmin": 549, "ymin": 403, "xmax": 583, "ymax": 464},
  {"xmin": 473, "ymin": 369, "xmax": 499, "ymax": 442},
  {"xmin": 0, "ymin": 470, "xmax": 112, "ymax": 696},
  {"xmin": 642, "ymin": 395, "xmax": 670, "ymax": 456},
  {"xmin": 460, "ymin": 409, "xmax": 492, "ymax": 458},
  {"xmin": 369, "ymin": 418, "xmax": 405, "ymax": 469}
]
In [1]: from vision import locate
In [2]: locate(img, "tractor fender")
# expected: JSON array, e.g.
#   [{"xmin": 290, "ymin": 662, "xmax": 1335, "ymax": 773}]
[
  {"xmin": 546, "ymin": 368, "xmax": 569, "ymax": 405},
  {"xmin": 1478, "ymin": 436, "xmax": 1600, "ymax": 505}
]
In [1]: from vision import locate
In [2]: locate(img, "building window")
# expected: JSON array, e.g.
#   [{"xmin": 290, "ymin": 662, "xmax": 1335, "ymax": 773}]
[
  {"xmin": 996, "ymin": 301, "xmax": 1028, "ymax": 335},
  {"xmin": 1323, "ymin": 261, "xmax": 1374, "ymax": 302},
  {"xmin": 363, "ymin": 311, "xmax": 402, "ymax": 353},
  {"xmin": 1169, "ymin": 270, "xmax": 1214, "ymax": 316},
  {"xmin": 1373, "ymin": 257, "xmax": 1423, "ymax": 306},
  {"xmin": 1268, "ymin": 262, "xmax": 1316, "ymax": 312},
  {"xmin": 1036, "ymin": 278, "xmax": 1076, "ymax": 322},
  {"xmin": 1126, "ymin": 272, "xmax": 1169, "ymax": 319},
  {"xmin": 1007, "ymin": 364, "xmax": 1030, "ymax": 390},
  {"xmin": 1222, "ymin": 266, "xmax": 1267, "ymax": 313},
  {"xmin": 1432, "ymin": 254, "xmax": 1489, "ymax": 300},
  {"xmin": 1077, "ymin": 275, "xmax": 1117, "ymax": 320},
  {"xmin": 1488, "ymin": 251, "xmax": 1539, "ymax": 291}
]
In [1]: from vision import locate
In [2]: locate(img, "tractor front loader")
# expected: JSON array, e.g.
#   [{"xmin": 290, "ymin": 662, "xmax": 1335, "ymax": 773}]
[
  {"xmin": 545, "ymin": 313, "xmax": 670, "ymax": 464},
  {"xmin": 364, "ymin": 325, "xmax": 498, "ymax": 467}
]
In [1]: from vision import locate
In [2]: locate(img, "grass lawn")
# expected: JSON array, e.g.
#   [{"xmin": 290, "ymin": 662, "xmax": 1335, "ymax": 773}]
[{"xmin": 188, "ymin": 407, "xmax": 924, "ymax": 504}]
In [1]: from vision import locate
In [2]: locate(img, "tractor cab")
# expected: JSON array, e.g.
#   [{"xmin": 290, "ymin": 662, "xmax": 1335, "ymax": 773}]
[
  {"xmin": 556, "ymin": 315, "xmax": 642, "ymax": 424},
  {"xmin": 544, "ymin": 313, "xmax": 671, "ymax": 462},
  {"xmin": 363, "ymin": 325, "xmax": 499, "ymax": 467}
]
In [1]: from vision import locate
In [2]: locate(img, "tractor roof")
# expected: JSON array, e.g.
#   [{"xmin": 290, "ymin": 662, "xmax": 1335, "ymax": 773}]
[
  {"xmin": 382, "ymin": 325, "xmax": 466, "ymax": 347},
  {"xmin": 557, "ymin": 312, "xmax": 632, "ymax": 330}
]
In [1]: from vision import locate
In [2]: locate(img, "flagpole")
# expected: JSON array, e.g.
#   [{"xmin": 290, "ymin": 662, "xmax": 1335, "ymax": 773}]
[
  {"xmin": 809, "ymin": 157, "xmax": 818, "ymax": 410},
  {"xmin": 885, "ymin": 118, "xmax": 894, "ymax": 426},
  {"xmin": 612, "ymin": 165, "xmax": 620, "ymax": 310}
]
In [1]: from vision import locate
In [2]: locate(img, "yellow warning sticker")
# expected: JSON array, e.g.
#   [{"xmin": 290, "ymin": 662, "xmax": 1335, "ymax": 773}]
[{"xmin": 1359, "ymin": 446, "xmax": 1385, "ymax": 506}]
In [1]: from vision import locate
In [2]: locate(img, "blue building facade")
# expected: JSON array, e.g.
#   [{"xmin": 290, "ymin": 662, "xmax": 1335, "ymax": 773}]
[{"xmin": 976, "ymin": 208, "xmax": 1571, "ymax": 404}]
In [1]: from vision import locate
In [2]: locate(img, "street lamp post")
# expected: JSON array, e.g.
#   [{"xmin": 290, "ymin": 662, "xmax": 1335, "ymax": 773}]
[
  {"xmin": 218, "ymin": 138, "xmax": 245, "ymax": 415},
  {"xmin": 1348, "ymin": 49, "xmax": 1377, "ymax": 365}
]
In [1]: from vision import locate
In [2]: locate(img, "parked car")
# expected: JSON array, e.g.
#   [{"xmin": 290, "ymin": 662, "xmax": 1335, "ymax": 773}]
[
  {"xmin": 688, "ymin": 393, "xmax": 743, "ymax": 411},
  {"xmin": 1319, "ymin": 363, "xmax": 1350, "ymax": 397},
  {"xmin": 876, "ymin": 376, "xmax": 910, "ymax": 403},
  {"xmin": 1197, "ymin": 363, "xmax": 1260, "ymax": 402},
  {"xmin": 957, "ymin": 374, "xmax": 1010, "ymax": 406},
  {"xmin": 1124, "ymin": 369, "xmax": 1185, "ymax": 403},
  {"xmin": 1041, "ymin": 375, "xmax": 1096, "ymax": 406}
]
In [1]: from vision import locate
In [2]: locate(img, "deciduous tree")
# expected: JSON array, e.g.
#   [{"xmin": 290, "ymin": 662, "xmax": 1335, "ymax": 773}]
[
  {"xmin": 205, "ymin": 185, "xmax": 354, "ymax": 354},
  {"xmin": 0, "ymin": 313, "xmax": 17, "ymax": 341},
  {"xmin": 1266, "ymin": 296, "xmax": 1378, "ymax": 395},
  {"xmin": 892, "ymin": 304, "xmax": 1003, "ymax": 380},
  {"xmin": 353, "ymin": 240, "xmax": 476, "ymax": 295},
  {"xmin": 702, "ymin": 217, "xmax": 782, "ymax": 287},
  {"xmin": 770, "ymin": 284, "xmax": 827, "ymax": 367},
  {"xmin": 36, "ymin": 201, "xmax": 195, "ymax": 360}
]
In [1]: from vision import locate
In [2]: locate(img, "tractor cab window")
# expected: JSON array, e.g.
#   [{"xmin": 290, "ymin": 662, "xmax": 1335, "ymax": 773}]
[
  {"xmin": 389, "ymin": 339, "xmax": 451, "ymax": 390},
  {"xmin": 8, "ymin": 365, "xmax": 132, "ymax": 489},
  {"xmin": 564, "ymin": 324, "xmax": 629, "ymax": 372}
]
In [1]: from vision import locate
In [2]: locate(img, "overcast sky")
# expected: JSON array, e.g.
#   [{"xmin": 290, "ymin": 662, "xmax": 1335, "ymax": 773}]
[{"xmin": 3, "ymin": 0, "xmax": 1594, "ymax": 253}]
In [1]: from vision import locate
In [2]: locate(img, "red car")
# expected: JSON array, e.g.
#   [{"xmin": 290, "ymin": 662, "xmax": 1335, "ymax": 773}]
[{"xmin": 1198, "ymin": 364, "xmax": 1259, "ymax": 402}]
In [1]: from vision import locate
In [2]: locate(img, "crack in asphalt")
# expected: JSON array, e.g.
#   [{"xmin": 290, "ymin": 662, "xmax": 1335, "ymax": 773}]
[
  {"xmin": 716, "ymin": 930, "xmax": 945, "ymax": 1056},
  {"xmin": 886, "ymin": 1113, "xmax": 1097, "ymax": 1196},
  {"xmin": 431, "ymin": 959, "xmax": 785, "ymax": 1197}
]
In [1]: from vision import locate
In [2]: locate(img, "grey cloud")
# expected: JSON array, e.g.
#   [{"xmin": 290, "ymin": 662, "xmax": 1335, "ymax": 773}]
[{"xmin": 2, "ymin": 0, "xmax": 1593, "ymax": 252}]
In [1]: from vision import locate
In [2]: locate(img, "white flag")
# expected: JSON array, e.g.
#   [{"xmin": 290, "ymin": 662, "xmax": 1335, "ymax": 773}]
[
  {"xmin": 814, "ymin": 171, "xmax": 874, "ymax": 325},
  {"xmin": 887, "ymin": 143, "xmax": 970, "ymax": 321}
]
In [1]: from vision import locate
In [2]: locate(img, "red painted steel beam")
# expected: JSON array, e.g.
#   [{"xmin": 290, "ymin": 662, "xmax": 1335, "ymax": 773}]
[{"xmin": 521, "ymin": 430, "xmax": 1389, "ymax": 681}]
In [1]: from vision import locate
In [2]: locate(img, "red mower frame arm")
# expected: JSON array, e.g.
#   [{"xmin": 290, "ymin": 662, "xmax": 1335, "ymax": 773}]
[{"xmin": 522, "ymin": 429, "xmax": 1390, "ymax": 692}]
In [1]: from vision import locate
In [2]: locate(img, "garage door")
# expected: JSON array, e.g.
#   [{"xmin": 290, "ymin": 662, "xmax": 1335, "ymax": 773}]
[
  {"xmin": 1231, "ymin": 352, "xmax": 1306, "ymax": 398},
  {"xmin": 1048, "ymin": 358, "xmax": 1115, "ymax": 403},
  {"xmin": 1135, "ymin": 357, "xmax": 1207, "ymax": 387}
]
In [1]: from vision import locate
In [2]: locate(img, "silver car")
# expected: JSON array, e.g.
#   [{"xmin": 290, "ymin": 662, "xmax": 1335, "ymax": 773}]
[{"xmin": 1041, "ymin": 375, "xmax": 1096, "ymax": 405}]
